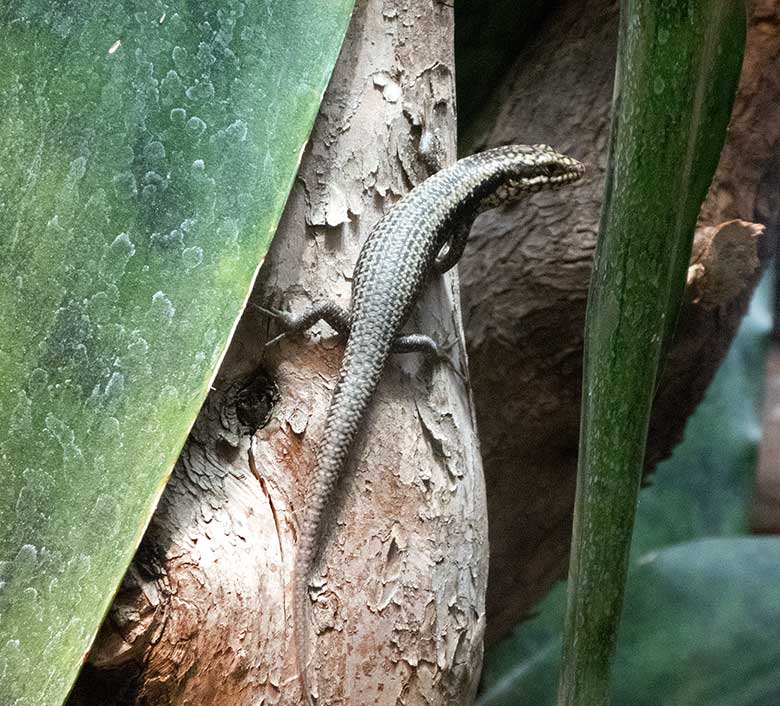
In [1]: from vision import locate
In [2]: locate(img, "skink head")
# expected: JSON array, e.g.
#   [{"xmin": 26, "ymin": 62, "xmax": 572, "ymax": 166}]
[{"xmin": 476, "ymin": 144, "xmax": 585, "ymax": 209}]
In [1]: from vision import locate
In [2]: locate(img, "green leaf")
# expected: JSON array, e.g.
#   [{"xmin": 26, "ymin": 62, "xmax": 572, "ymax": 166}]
[
  {"xmin": 0, "ymin": 2, "xmax": 354, "ymax": 704},
  {"xmin": 558, "ymin": 2, "xmax": 745, "ymax": 704}
]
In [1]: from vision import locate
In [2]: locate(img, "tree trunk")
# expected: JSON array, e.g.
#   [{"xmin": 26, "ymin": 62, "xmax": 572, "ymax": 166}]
[{"xmin": 73, "ymin": 2, "xmax": 487, "ymax": 705}]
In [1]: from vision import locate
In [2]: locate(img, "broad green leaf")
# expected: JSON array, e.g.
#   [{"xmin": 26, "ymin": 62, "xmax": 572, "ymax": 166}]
[
  {"xmin": 477, "ymin": 279, "xmax": 773, "ymax": 706},
  {"xmin": 0, "ymin": 2, "xmax": 354, "ymax": 704},
  {"xmin": 559, "ymin": 2, "xmax": 745, "ymax": 704}
]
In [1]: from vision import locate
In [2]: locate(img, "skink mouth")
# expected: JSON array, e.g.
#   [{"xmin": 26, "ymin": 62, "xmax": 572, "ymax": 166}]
[
  {"xmin": 510, "ymin": 158, "xmax": 585, "ymax": 192},
  {"xmin": 532, "ymin": 150, "xmax": 586, "ymax": 179},
  {"xmin": 548, "ymin": 159, "xmax": 586, "ymax": 183}
]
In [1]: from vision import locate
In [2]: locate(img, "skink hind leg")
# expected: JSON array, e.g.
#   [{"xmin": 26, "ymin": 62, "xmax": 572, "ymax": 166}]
[
  {"xmin": 392, "ymin": 333, "xmax": 465, "ymax": 380},
  {"xmin": 391, "ymin": 333, "xmax": 446, "ymax": 355},
  {"xmin": 255, "ymin": 301, "xmax": 351, "ymax": 347}
]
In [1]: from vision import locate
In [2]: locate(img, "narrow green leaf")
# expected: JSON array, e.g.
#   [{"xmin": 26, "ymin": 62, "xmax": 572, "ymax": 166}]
[
  {"xmin": 558, "ymin": 3, "xmax": 745, "ymax": 706},
  {"xmin": 0, "ymin": 2, "xmax": 354, "ymax": 704}
]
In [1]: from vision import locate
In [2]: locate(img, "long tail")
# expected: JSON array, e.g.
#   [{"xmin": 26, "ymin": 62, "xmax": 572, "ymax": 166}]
[
  {"xmin": 293, "ymin": 339, "xmax": 390, "ymax": 706},
  {"xmin": 293, "ymin": 527, "xmax": 319, "ymax": 706}
]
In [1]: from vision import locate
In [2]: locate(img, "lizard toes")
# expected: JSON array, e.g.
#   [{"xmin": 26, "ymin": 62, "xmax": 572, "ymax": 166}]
[
  {"xmin": 253, "ymin": 303, "xmax": 287, "ymax": 319},
  {"xmin": 435, "ymin": 336, "xmax": 466, "ymax": 381}
]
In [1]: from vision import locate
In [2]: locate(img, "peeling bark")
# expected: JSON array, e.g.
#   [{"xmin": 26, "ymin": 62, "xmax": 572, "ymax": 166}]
[
  {"xmin": 74, "ymin": 2, "xmax": 486, "ymax": 705},
  {"xmin": 460, "ymin": 0, "xmax": 776, "ymax": 644}
]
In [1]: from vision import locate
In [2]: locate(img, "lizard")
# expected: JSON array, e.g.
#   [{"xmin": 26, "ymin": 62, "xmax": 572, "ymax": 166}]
[{"xmin": 260, "ymin": 144, "xmax": 584, "ymax": 706}]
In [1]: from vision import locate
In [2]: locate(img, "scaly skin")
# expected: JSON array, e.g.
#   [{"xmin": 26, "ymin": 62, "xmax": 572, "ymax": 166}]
[{"xmin": 265, "ymin": 145, "xmax": 584, "ymax": 706}]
